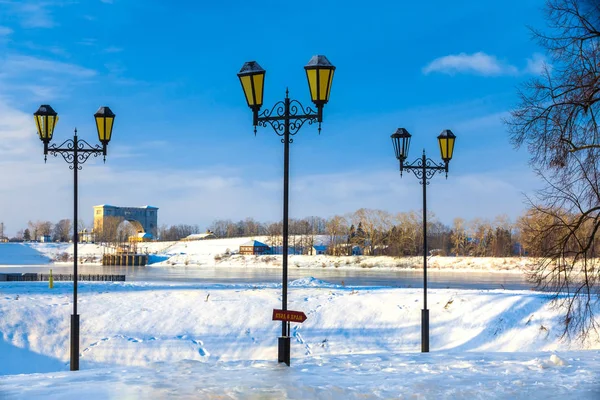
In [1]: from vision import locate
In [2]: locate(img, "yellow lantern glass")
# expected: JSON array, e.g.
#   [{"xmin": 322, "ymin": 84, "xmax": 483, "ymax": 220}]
[
  {"xmin": 305, "ymin": 55, "xmax": 335, "ymax": 105},
  {"xmin": 238, "ymin": 61, "xmax": 266, "ymax": 110},
  {"xmin": 94, "ymin": 106, "xmax": 116, "ymax": 145},
  {"xmin": 33, "ymin": 104, "xmax": 58, "ymax": 143},
  {"xmin": 437, "ymin": 129, "xmax": 456, "ymax": 163}
]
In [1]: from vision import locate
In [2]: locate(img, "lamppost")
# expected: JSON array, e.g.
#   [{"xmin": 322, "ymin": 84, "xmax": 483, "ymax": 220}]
[
  {"xmin": 238, "ymin": 55, "xmax": 335, "ymax": 366},
  {"xmin": 390, "ymin": 128, "xmax": 456, "ymax": 353},
  {"xmin": 34, "ymin": 104, "xmax": 115, "ymax": 371}
]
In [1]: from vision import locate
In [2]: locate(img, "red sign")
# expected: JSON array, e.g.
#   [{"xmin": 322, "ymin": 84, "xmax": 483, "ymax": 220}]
[{"xmin": 272, "ymin": 309, "xmax": 307, "ymax": 323}]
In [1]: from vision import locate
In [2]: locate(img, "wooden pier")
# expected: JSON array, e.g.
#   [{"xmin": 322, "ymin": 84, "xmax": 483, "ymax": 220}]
[{"xmin": 102, "ymin": 254, "xmax": 147, "ymax": 266}]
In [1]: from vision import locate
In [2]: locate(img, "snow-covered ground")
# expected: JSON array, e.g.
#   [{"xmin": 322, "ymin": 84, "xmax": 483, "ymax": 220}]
[
  {"xmin": 0, "ymin": 243, "xmax": 51, "ymax": 265},
  {"xmin": 1, "ymin": 280, "xmax": 599, "ymax": 398},
  {"xmin": 2, "ymin": 241, "xmax": 599, "ymax": 398},
  {"xmin": 2, "ymin": 350, "xmax": 598, "ymax": 399},
  {"xmin": 11, "ymin": 239, "xmax": 534, "ymax": 273}
]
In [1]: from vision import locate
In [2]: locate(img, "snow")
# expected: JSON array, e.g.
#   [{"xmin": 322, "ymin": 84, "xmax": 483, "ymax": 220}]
[
  {"xmin": 18, "ymin": 238, "xmax": 533, "ymax": 273},
  {"xmin": 1, "ymin": 281, "xmax": 599, "ymax": 398},
  {"xmin": 2, "ymin": 352, "xmax": 599, "ymax": 399},
  {"xmin": 0, "ymin": 243, "xmax": 51, "ymax": 265},
  {"xmin": 1, "ymin": 241, "xmax": 599, "ymax": 398}
]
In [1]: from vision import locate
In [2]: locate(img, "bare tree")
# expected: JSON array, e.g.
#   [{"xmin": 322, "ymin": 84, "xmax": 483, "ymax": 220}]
[
  {"xmin": 450, "ymin": 217, "xmax": 468, "ymax": 256},
  {"xmin": 391, "ymin": 211, "xmax": 422, "ymax": 256},
  {"xmin": 326, "ymin": 215, "xmax": 349, "ymax": 255},
  {"xmin": 506, "ymin": 0, "xmax": 600, "ymax": 338},
  {"xmin": 266, "ymin": 221, "xmax": 282, "ymax": 252},
  {"xmin": 53, "ymin": 219, "xmax": 72, "ymax": 242},
  {"xmin": 97, "ymin": 216, "xmax": 123, "ymax": 245},
  {"xmin": 27, "ymin": 221, "xmax": 40, "ymax": 241}
]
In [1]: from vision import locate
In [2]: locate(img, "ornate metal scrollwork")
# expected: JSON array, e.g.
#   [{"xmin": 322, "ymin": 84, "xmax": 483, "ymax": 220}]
[
  {"xmin": 257, "ymin": 99, "xmax": 319, "ymax": 137},
  {"xmin": 402, "ymin": 157, "xmax": 447, "ymax": 184},
  {"xmin": 46, "ymin": 137, "xmax": 104, "ymax": 169}
]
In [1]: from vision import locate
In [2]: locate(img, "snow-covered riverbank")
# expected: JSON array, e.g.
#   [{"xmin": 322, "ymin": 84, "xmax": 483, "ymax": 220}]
[
  {"xmin": 1, "ymin": 280, "xmax": 599, "ymax": 398},
  {"xmin": 4, "ymin": 240, "xmax": 534, "ymax": 273}
]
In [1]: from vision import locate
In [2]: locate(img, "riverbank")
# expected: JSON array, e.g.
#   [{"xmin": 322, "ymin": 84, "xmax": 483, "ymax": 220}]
[
  {"xmin": 2, "ymin": 241, "xmax": 534, "ymax": 273},
  {"xmin": 1, "ymin": 280, "xmax": 599, "ymax": 398}
]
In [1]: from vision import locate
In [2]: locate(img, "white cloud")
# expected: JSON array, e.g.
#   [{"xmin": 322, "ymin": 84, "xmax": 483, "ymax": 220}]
[
  {"xmin": 524, "ymin": 53, "xmax": 549, "ymax": 75},
  {"xmin": 0, "ymin": 147, "xmax": 540, "ymax": 236},
  {"xmin": 423, "ymin": 52, "xmax": 518, "ymax": 76},
  {"xmin": 0, "ymin": 96, "xmax": 39, "ymax": 157},
  {"xmin": 0, "ymin": 94, "xmax": 541, "ymax": 237},
  {"xmin": 0, "ymin": 1, "xmax": 57, "ymax": 29},
  {"xmin": 21, "ymin": 4, "xmax": 55, "ymax": 28},
  {"xmin": 77, "ymin": 38, "xmax": 97, "ymax": 46},
  {"xmin": 2, "ymin": 55, "xmax": 96, "ymax": 78},
  {"xmin": 453, "ymin": 111, "xmax": 509, "ymax": 133},
  {"xmin": 103, "ymin": 46, "xmax": 123, "ymax": 53},
  {"xmin": 0, "ymin": 54, "xmax": 96, "ymax": 99},
  {"xmin": 0, "ymin": 26, "xmax": 13, "ymax": 36}
]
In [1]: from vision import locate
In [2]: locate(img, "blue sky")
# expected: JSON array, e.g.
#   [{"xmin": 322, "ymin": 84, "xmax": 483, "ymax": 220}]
[{"xmin": 0, "ymin": 0, "xmax": 547, "ymax": 236}]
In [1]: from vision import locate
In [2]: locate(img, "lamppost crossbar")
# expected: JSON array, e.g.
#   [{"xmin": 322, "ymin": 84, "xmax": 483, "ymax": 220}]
[
  {"xmin": 46, "ymin": 137, "xmax": 105, "ymax": 166},
  {"xmin": 256, "ymin": 96, "xmax": 320, "ymax": 136},
  {"xmin": 400, "ymin": 156, "xmax": 447, "ymax": 181}
]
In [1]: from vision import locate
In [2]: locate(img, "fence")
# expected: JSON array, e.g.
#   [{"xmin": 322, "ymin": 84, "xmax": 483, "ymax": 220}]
[{"xmin": 0, "ymin": 273, "xmax": 125, "ymax": 282}]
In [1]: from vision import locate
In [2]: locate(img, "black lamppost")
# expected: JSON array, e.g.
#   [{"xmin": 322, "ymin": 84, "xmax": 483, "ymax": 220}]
[
  {"xmin": 34, "ymin": 104, "xmax": 115, "ymax": 371},
  {"xmin": 390, "ymin": 128, "xmax": 456, "ymax": 353},
  {"xmin": 238, "ymin": 55, "xmax": 335, "ymax": 366}
]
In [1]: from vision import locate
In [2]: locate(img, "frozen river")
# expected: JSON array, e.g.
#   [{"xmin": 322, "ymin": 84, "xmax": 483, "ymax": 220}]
[{"xmin": 0, "ymin": 263, "xmax": 533, "ymax": 290}]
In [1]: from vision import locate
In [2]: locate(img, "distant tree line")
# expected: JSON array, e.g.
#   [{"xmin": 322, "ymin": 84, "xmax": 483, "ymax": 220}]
[
  {"xmin": 200, "ymin": 209, "xmax": 520, "ymax": 257},
  {"xmin": 4, "ymin": 206, "xmax": 557, "ymax": 258},
  {"xmin": 9, "ymin": 219, "xmax": 74, "ymax": 242},
  {"xmin": 157, "ymin": 224, "xmax": 203, "ymax": 242}
]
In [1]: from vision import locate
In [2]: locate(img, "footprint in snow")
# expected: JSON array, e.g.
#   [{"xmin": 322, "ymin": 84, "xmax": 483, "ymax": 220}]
[
  {"xmin": 89, "ymin": 337, "xmax": 110, "ymax": 347},
  {"xmin": 198, "ymin": 347, "xmax": 208, "ymax": 357},
  {"xmin": 83, "ymin": 337, "xmax": 110, "ymax": 353}
]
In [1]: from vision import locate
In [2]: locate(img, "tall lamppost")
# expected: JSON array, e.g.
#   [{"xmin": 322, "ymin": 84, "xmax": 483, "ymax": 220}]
[
  {"xmin": 238, "ymin": 55, "xmax": 335, "ymax": 366},
  {"xmin": 390, "ymin": 128, "xmax": 456, "ymax": 353},
  {"xmin": 34, "ymin": 104, "xmax": 115, "ymax": 371}
]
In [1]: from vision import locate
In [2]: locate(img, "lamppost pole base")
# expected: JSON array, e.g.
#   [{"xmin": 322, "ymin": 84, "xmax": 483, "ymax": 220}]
[
  {"xmin": 421, "ymin": 309, "xmax": 429, "ymax": 353},
  {"xmin": 278, "ymin": 336, "xmax": 291, "ymax": 366},
  {"xmin": 70, "ymin": 314, "xmax": 80, "ymax": 371}
]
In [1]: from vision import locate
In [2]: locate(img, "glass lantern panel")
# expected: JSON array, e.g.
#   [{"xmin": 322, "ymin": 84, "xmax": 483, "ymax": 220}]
[
  {"xmin": 326, "ymin": 69, "xmax": 335, "ymax": 100},
  {"xmin": 439, "ymin": 137, "xmax": 455, "ymax": 160},
  {"xmin": 104, "ymin": 117, "xmax": 114, "ymax": 141},
  {"xmin": 306, "ymin": 69, "xmax": 318, "ymax": 102},
  {"xmin": 34, "ymin": 115, "xmax": 43, "ymax": 139},
  {"xmin": 240, "ymin": 75, "xmax": 255, "ymax": 106},
  {"xmin": 318, "ymin": 69, "xmax": 332, "ymax": 101},
  {"xmin": 252, "ymin": 73, "xmax": 264, "ymax": 106}
]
